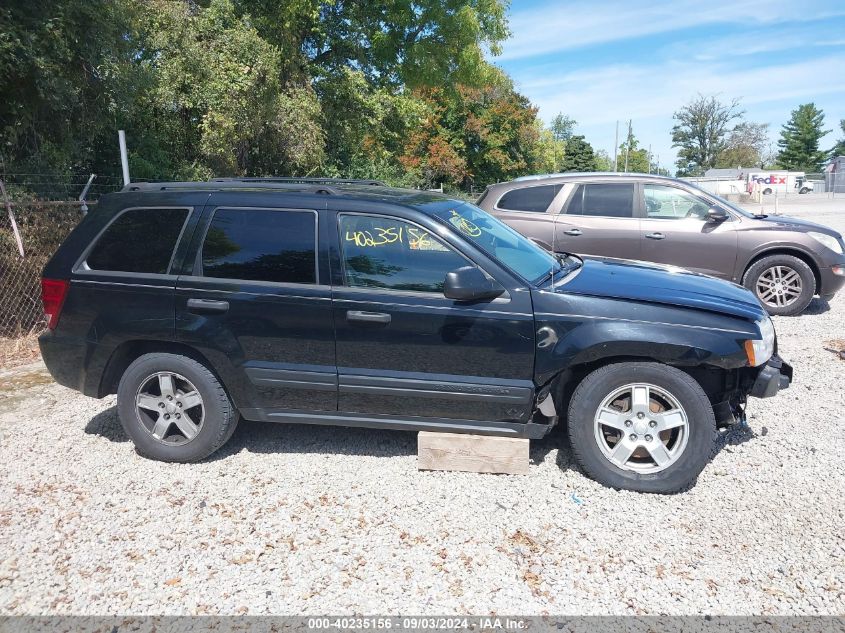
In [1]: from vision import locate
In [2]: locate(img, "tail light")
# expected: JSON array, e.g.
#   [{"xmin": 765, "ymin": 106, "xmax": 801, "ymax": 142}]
[{"xmin": 40, "ymin": 278, "xmax": 69, "ymax": 330}]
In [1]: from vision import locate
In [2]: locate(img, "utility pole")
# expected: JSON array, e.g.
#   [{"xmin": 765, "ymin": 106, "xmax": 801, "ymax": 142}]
[
  {"xmin": 613, "ymin": 121, "xmax": 619, "ymax": 172},
  {"xmin": 623, "ymin": 120, "xmax": 631, "ymax": 173}
]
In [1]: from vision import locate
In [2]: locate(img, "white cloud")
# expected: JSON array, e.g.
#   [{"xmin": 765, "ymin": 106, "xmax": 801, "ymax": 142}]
[
  {"xmin": 501, "ymin": 0, "xmax": 845, "ymax": 60},
  {"xmin": 521, "ymin": 53, "xmax": 845, "ymax": 127},
  {"xmin": 508, "ymin": 53, "xmax": 845, "ymax": 167}
]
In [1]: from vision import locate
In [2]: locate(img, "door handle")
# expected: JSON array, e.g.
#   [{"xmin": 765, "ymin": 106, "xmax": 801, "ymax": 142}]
[
  {"xmin": 187, "ymin": 298, "xmax": 229, "ymax": 313},
  {"xmin": 645, "ymin": 232, "xmax": 666, "ymax": 240},
  {"xmin": 347, "ymin": 310, "xmax": 391, "ymax": 325},
  {"xmin": 563, "ymin": 228, "xmax": 582, "ymax": 236}
]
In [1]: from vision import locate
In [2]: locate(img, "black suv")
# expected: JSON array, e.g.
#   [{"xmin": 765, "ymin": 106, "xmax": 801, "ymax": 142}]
[{"xmin": 39, "ymin": 178, "xmax": 792, "ymax": 493}]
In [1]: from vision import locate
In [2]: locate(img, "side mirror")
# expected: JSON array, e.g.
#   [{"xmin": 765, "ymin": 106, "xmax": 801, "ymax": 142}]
[
  {"xmin": 443, "ymin": 266, "xmax": 505, "ymax": 302},
  {"xmin": 706, "ymin": 207, "xmax": 728, "ymax": 223}
]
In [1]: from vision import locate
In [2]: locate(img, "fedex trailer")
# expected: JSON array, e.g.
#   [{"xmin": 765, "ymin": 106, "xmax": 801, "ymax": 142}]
[{"xmin": 746, "ymin": 170, "xmax": 814, "ymax": 195}]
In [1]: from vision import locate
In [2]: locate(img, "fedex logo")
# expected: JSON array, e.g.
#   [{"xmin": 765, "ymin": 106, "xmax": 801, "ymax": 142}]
[{"xmin": 751, "ymin": 174, "xmax": 787, "ymax": 185}]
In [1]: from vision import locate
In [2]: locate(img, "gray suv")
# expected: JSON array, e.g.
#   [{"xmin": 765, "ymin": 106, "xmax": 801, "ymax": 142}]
[{"xmin": 478, "ymin": 173, "xmax": 845, "ymax": 316}]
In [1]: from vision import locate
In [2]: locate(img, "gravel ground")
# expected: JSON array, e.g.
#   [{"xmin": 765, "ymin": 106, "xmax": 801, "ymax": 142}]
[{"xmin": 1, "ymin": 202, "xmax": 844, "ymax": 616}]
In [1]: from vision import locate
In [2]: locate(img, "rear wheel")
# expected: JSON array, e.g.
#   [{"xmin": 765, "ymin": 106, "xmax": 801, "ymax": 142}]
[
  {"xmin": 763, "ymin": 187, "xmax": 772, "ymax": 195},
  {"xmin": 567, "ymin": 362, "xmax": 717, "ymax": 494},
  {"xmin": 117, "ymin": 353, "xmax": 239, "ymax": 462},
  {"xmin": 743, "ymin": 254, "xmax": 815, "ymax": 316}
]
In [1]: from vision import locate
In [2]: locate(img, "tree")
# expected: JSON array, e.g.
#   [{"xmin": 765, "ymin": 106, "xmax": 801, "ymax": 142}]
[
  {"xmin": 233, "ymin": 0, "xmax": 509, "ymax": 90},
  {"xmin": 671, "ymin": 94, "xmax": 744, "ymax": 175},
  {"xmin": 550, "ymin": 114, "xmax": 576, "ymax": 143},
  {"xmin": 777, "ymin": 103, "xmax": 829, "ymax": 172},
  {"xmin": 717, "ymin": 122, "xmax": 770, "ymax": 168},
  {"xmin": 559, "ymin": 136, "xmax": 597, "ymax": 172},
  {"xmin": 0, "ymin": 0, "xmax": 140, "ymax": 176},
  {"xmin": 0, "ymin": 0, "xmax": 540, "ymax": 191},
  {"xmin": 619, "ymin": 127, "xmax": 650, "ymax": 173},
  {"xmin": 594, "ymin": 149, "xmax": 612, "ymax": 171},
  {"xmin": 140, "ymin": 0, "xmax": 325, "ymax": 176},
  {"xmin": 399, "ymin": 78, "xmax": 548, "ymax": 188},
  {"xmin": 546, "ymin": 113, "xmax": 576, "ymax": 171},
  {"xmin": 830, "ymin": 119, "xmax": 845, "ymax": 158}
]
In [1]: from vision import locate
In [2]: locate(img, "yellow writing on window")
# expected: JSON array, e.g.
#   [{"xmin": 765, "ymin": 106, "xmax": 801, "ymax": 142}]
[
  {"xmin": 448, "ymin": 210, "xmax": 482, "ymax": 237},
  {"xmin": 344, "ymin": 225, "xmax": 446, "ymax": 251}
]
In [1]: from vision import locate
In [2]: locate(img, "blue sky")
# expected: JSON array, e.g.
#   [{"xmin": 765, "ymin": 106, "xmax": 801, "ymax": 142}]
[{"xmin": 493, "ymin": 0, "xmax": 845, "ymax": 172}]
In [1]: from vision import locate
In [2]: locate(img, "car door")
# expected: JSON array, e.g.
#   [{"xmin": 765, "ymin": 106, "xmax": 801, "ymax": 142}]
[
  {"xmin": 639, "ymin": 183, "xmax": 738, "ymax": 279},
  {"xmin": 175, "ymin": 198, "xmax": 337, "ymax": 416},
  {"xmin": 553, "ymin": 181, "xmax": 642, "ymax": 260},
  {"xmin": 330, "ymin": 210, "xmax": 536, "ymax": 424},
  {"xmin": 487, "ymin": 183, "xmax": 561, "ymax": 252}
]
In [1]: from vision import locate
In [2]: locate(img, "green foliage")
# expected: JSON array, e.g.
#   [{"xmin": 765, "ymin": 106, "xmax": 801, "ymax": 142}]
[
  {"xmin": 398, "ymin": 79, "xmax": 546, "ymax": 188},
  {"xmin": 2, "ymin": 0, "xmax": 553, "ymax": 190},
  {"xmin": 594, "ymin": 149, "xmax": 613, "ymax": 172},
  {"xmin": 832, "ymin": 120, "xmax": 845, "ymax": 159},
  {"xmin": 716, "ymin": 121, "xmax": 770, "ymax": 169},
  {"xmin": 550, "ymin": 114, "xmax": 576, "ymax": 143},
  {"xmin": 559, "ymin": 136, "xmax": 597, "ymax": 172},
  {"xmin": 619, "ymin": 127, "xmax": 649, "ymax": 173},
  {"xmin": 233, "ymin": 0, "xmax": 509, "ymax": 89},
  {"xmin": 671, "ymin": 94, "xmax": 744, "ymax": 175},
  {"xmin": 776, "ymin": 103, "xmax": 829, "ymax": 172},
  {"xmin": 0, "ymin": 0, "xmax": 140, "ymax": 175}
]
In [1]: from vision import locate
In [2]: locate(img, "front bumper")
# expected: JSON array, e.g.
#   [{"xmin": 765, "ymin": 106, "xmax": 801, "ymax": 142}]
[
  {"xmin": 749, "ymin": 354, "xmax": 792, "ymax": 399},
  {"xmin": 818, "ymin": 262, "xmax": 845, "ymax": 298}
]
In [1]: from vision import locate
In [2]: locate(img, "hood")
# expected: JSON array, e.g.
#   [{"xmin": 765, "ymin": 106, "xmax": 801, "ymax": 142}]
[
  {"xmin": 752, "ymin": 214, "xmax": 842, "ymax": 237},
  {"xmin": 556, "ymin": 257, "xmax": 766, "ymax": 321}
]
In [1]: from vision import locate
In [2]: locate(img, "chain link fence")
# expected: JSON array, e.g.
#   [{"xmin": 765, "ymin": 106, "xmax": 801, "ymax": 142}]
[{"xmin": 0, "ymin": 174, "xmax": 124, "ymax": 338}]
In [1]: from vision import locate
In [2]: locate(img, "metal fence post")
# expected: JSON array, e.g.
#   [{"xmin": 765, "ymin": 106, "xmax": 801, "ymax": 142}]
[{"xmin": 0, "ymin": 179, "xmax": 25, "ymax": 257}]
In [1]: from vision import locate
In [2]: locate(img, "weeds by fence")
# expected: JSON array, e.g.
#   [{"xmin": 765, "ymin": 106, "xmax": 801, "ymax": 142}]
[
  {"xmin": 1, "ymin": 200, "xmax": 87, "ymax": 336},
  {"xmin": 0, "ymin": 174, "xmax": 124, "ymax": 338}
]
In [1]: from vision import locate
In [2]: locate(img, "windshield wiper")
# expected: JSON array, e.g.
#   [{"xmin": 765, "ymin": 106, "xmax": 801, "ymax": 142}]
[{"xmin": 536, "ymin": 254, "xmax": 581, "ymax": 286}]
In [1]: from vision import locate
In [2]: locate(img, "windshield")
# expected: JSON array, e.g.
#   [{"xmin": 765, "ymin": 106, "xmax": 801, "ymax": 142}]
[{"xmin": 429, "ymin": 202, "xmax": 559, "ymax": 283}]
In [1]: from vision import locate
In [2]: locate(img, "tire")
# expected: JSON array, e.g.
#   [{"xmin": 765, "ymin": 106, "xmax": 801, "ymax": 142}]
[
  {"xmin": 117, "ymin": 352, "xmax": 239, "ymax": 462},
  {"xmin": 799, "ymin": 187, "xmax": 809, "ymax": 194},
  {"xmin": 567, "ymin": 362, "xmax": 717, "ymax": 494},
  {"xmin": 762, "ymin": 187, "xmax": 772, "ymax": 195},
  {"xmin": 742, "ymin": 254, "xmax": 815, "ymax": 316}
]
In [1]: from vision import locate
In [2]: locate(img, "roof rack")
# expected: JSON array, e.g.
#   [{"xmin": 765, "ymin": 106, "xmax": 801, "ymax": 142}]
[
  {"xmin": 210, "ymin": 177, "xmax": 387, "ymax": 186},
  {"xmin": 122, "ymin": 181, "xmax": 341, "ymax": 195}
]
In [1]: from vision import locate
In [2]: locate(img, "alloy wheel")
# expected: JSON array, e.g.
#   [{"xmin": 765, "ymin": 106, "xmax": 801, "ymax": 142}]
[
  {"xmin": 756, "ymin": 265, "xmax": 802, "ymax": 308},
  {"xmin": 135, "ymin": 372, "xmax": 204, "ymax": 445},
  {"xmin": 593, "ymin": 383, "xmax": 689, "ymax": 474}
]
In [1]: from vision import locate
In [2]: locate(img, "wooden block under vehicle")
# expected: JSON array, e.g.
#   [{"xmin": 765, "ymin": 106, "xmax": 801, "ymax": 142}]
[{"xmin": 417, "ymin": 432, "xmax": 529, "ymax": 475}]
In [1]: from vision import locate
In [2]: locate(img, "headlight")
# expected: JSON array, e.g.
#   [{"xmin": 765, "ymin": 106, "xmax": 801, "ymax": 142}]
[
  {"xmin": 744, "ymin": 317, "xmax": 775, "ymax": 367},
  {"xmin": 808, "ymin": 231, "xmax": 844, "ymax": 254}
]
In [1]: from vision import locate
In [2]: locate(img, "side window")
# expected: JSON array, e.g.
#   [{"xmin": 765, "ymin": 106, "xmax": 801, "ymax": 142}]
[
  {"xmin": 86, "ymin": 207, "xmax": 189, "ymax": 274},
  {"xmin": 497, "ymin": 185, "xmax": 558, "ymax": 213},
  {"xmin": 644, "ymin": 185, "xmax": 711, "ymax": 220},
  {"xmin": 201, "ymin": 208, "xmax": 316, "ymax": 284},
  {"xmin": 567, "ymin": 184, "xmax": 634, "ymax": 218},
  {"xmin": 339, "ymin": 215, "xmax": 467, "ymax": 293}
]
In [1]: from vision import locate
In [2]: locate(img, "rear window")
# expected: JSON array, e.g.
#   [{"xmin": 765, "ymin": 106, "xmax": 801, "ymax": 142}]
[
  {"xmin": 496, "ymin": 185, "xmax": 558, "ymax": 212},
  {"xmin": 201, "ymin": 208, "xmax": 317, "ymax": 284},
  {"xmin": 86, "ymin": 207, "xmax": 189, "ymax": 274},
  {"xmin": 566, "ymin": 183, "xmax": 634, "ymax": 218}
]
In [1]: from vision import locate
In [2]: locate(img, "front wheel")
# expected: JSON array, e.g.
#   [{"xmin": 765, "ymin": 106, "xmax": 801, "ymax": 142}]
[
  {"xmin": 743, "ymin": 254, "xmax": 815, "ymax": 316},
  {"xmin": 567, "ymin": 362, "xmax": 717, "ymax": 494}
]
